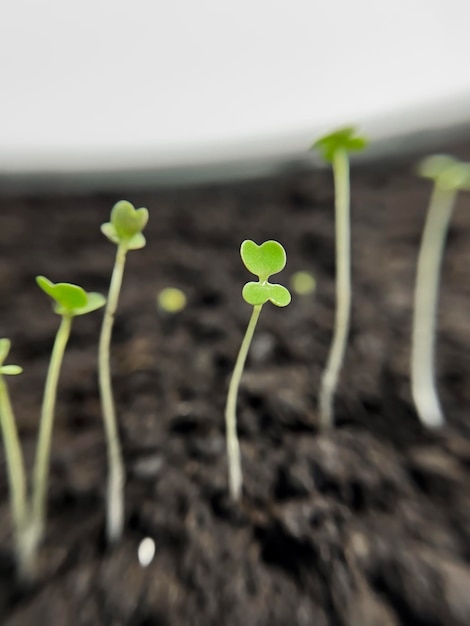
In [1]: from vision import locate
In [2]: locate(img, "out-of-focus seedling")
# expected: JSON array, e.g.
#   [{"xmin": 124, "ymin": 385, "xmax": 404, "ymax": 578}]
[
  {"xmin": 0, "ymin": 339, "xmax": 30, "ymax": 578},
  {"xmin": 157, "ymin": 287, "xmax": 187, "ymax": 314},
  {"xmin": 312, "ymin": 127, "xmax": 367, "ymax": 428},
  {"xmin": 225, "ymin": 240, "xmax": 291, "ymax": 501},
  {"xmin": 32, "ymin": 277, "xmax": 105, "ymax": 552},
  {"xmin": 100, "ymin": 200, "xmax": 148, "ymax": 543},
  {"xmin": 412, "ymin": 156, "xmax": 470, "ymax": 428},
  {"xmin": 290, "ymin": 270, "xmax": 316, "ymax": 296}
]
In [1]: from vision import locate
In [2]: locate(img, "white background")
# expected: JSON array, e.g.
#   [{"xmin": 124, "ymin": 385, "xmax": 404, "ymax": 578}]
[{"xmin": 1, "ymin": 0, "xmax": 470, "ymax": 173}]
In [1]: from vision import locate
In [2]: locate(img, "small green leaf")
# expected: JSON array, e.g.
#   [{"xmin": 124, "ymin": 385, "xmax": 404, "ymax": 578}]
[
  {"xmin": 36, "ymin": 276, "xmax": 106, "ymax": 317},
  {"xmin": 127, "ymin": 232, "xmax": 147, "ymax": 250},
  {"xmin": 268, "ymin": 284, "xmax": 292, "ymax": 307},
  {"xmin": 242, "ymin": 282, "xmax": 291, "ymax": 307},
  {"xmin": 0, "ymin": 365, "xmax": 23, "ymax": 376},
  {"xmin": 0, "ymin": 338, "xmax": 11, "ymax": 364},
  {"xmin": 313, "ymin": 126, "xmax": 368, "ymax": 162},
  {"xmin": 418, "ymin": 155, "xmax": 470, "ymax": 191},
  {"xmin": 101, "ymin": 200, "xmax": 149, "ymax": 248},
  {"xmin": 241, "ymin": 240, "xmax": 287, "ymax": 281},
  {"xmin": 101, "ymin": 223, "xmax": 120, "ymax": 245},
  {"xmin": 72, "ymin": 292, "xmax": 107, "ymax": 316}
]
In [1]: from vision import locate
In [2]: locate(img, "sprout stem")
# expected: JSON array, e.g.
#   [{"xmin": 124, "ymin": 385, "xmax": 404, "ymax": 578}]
[
  {"xmin": 99, "ymin": 243, "xmax": 127, "ymax": 543},
  {"xmin": 0, "ymin": 376, "xmax": 32, "ymax": 578},
  {"xmin": 225, "ymin": 304, "xmax": 262, "ymax": 501},
  {"xmin": 319, "ymin": 148, "xmax": 351, "ymax": 428},
  {"xmin": 31, "ymin": 314, "xmax": 72, "ymax": 545},
  {"xmin": 411, "ymin": 184, "xmax": 456, "ymax": 428}
]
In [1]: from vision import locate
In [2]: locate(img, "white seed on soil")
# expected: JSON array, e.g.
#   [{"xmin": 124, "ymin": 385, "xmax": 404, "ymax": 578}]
[{"xmin": 138, "ymin": 537, "xmax": 156, "ymax": 567}]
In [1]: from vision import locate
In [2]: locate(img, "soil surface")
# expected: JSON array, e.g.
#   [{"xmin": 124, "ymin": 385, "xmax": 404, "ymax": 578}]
[{"xmin": 1, "ymin": 144, "xmax": 470, "ymax": 626}]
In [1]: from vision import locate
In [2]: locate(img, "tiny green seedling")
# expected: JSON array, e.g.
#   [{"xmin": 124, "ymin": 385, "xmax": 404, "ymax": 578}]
[
  {"xmin": 412, "ymin": 155, "xmax": 470, "ymax": 428},
  {"xmin": 32, "ymin": 277, "xmax": 105, "ymax": 552},
  {"xmin": 100, "ymin": 200, "xmax": 149, "ymax": 544},
  {"xmin": 0, "ymin": 279, "xmax": 105, "ymax": 579},
  {"xmin": 157, "ymin": 287, "xmax": 187, "ymax": 314},
  {"xmin": 312, "ymin": 127, "xmax": 367, "ymax": 428},
  {"xmin": 0, "ymin": 339, "xmax": 29, "ymax": 578},
  {"xmin": 225, "ymin": 240, "xmax": 291, "ymax": 501}
]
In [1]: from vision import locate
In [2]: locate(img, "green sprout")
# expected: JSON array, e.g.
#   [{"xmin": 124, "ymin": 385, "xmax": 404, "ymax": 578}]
[
  {"xmin": 225, "ymin": 240, "xmax": 291, "ymax": 501},
  {"xmin": 100, "ymin": 200, "xmax": 149, "ymax": 543},
  {"xmin": 312, "ymin": 127, "xmax": 367, "ymax": 428},
  {"xmin": 412, "ymin": 156, "xmax": 470, "ymax": 428},
  {"xmin": 0, "ymin": 339, "xmax": 30, "ymax": 578},
  {"xmin": 157, "ymin": 287, "xmax": 187, "ymax": 314},
  {"xmin": 31, "ymin": 277, "xmax": 105, "ymax": 552},
  {"xmin": 290, "ymin": 270, "xmax": 316, "ymax": 296}
]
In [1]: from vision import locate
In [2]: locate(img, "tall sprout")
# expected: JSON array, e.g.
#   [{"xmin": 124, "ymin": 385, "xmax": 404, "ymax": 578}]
[
  {"xmin": 412, "ymin": 156, "xmax": 470, "ymax": 427},
  {"xmin": 312, "ymin": 128, "xmax": 367, "ymax": 428},
  {"xmin": 100, "ymin": 200, "xmax": 149, "ymax": 543}
]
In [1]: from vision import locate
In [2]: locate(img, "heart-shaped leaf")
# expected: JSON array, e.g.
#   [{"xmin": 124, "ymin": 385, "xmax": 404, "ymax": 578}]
[
  {"xmin": 36, "ymin": 276, "xmax": 106, "ymax": 317},
  {"xmin": 313, "ymin": 126, "xmax": 368, "ymax": 163},
  {"xmin": 241, "ymin": 240, "xmax": 287, "ymax": 281},
  {"xmin": 102, "ymin": 200, "xmax": 149, "ymax": 248},
  {"xmin": 242, "ymin": 282, "xmax": 291, "ymax": 307}
]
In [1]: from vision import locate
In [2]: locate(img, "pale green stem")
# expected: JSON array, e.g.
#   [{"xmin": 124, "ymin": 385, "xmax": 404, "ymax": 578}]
[
  {"xmin": 99, "ymin": 243, "xmax": 127, "ymax": 543},
  {"xmin": 319, "ymin": 149, "xmax": 351, "ymax": 428},
  {"xmin": 411, "ymin": 184, "xmax": 456, "ymax": 428},
  {"xmin": 225, "ymin": 304, "xmax": 263, "ymax": 501},
  {"xmin": 31, "ymin": 314, "xmax": 72, "ymax": 546},
  {"xmin": 0, "ymin": 376, "xmax": 32, "ymax": 578}
]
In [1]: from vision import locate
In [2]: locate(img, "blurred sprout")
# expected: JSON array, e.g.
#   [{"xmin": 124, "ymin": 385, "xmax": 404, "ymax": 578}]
[
  {"xmin": 157, "ymin": 287, "xmax": 187, "ymax": 314},
  {"xmin": 290, "ymin": 271, "xmax": 316, "ymax": 296}
]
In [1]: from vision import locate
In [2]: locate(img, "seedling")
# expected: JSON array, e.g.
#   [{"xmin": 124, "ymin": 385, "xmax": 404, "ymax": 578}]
[
  {"xmin": 0, "ymin": 339, "xmax": 29, "ymax": 577},
  {"xmin": 157, "ymin": 287, "xmax": 187, "ymax": 314},
  {"xmin": 412, "ymin": 155, "xmax": 470, "ymax": 428},
  {"xmin": 0, "ymin": 280, "xmax": 105, "ymax": 579},
  {"xmin": 32, "ymin": 277, "xmax": 105, "ymax": 550},
  {"xmin": 312, "ymin": 127, "xmax": 367, "ymax": 428},
  {"xmin": 225, "ymin": 240, "xmax": 291, "ymax": 501},
  {"xmin": 100, "ymin": 200, "xmax": 149, "ymax": 543}
]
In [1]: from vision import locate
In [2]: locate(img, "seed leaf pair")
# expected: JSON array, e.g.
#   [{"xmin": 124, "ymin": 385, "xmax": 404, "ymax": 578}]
[
  {"xmin": 0, "ymin": 339, "xmax": 22, "ymax": 376},
  {"xmin": 418, "ymin": 155, "xmax": 470, "ymax": 191},
  {"xmin": 101, "ymin": 200, "xmax": 149, "ymax": 250},
  {"xmin": 241, "ymin": 240, "xmax": 291, "ymax": 307},
  {"xmin": 36, "ymin": 276, "xmax": 106, "ymax": 317},
  {"xmin": 313, "ymin": 127, "xmax": 368, "ymax": 163}
]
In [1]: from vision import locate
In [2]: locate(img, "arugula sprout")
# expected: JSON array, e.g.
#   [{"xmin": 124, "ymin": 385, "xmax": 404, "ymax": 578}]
[
  {"xmin": 411, "ymin": 155, "xmax": 470, "ymax": 427},
  {"xmin": 31, "ymin": 277, "xmax": 105, "ymax": 554},
  {"xmin": 100, "ymin": 200, "xmax": 149, "ymax": 543},
  {"xmin": 225, "ymin": 240, "xmax": 291, "ymax": 501},
  {"xmin": 312, "ymin": 127, "xmax": 367, "ymax": 428}
]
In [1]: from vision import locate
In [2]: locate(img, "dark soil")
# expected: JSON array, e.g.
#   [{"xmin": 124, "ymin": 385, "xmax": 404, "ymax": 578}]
[{"xmin": 1, "ymin": 144, "xmax": 470, "ymax": 626}]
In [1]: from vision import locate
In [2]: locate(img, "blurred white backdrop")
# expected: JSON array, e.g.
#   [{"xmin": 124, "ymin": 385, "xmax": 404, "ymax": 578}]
[{"xmin": 1, "ymin": 0, "xmax": 470, "ymax": 173}]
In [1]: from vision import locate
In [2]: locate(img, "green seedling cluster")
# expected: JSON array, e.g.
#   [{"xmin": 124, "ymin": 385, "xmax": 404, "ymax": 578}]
[
  {"xmin": 225, "ymin": 240, "xmax": 291, "ymax": 500},
  {"xmin": 1, "ymin": 132, "xmax": 469, "ymax": 582},
  {"xmin": 0, "ymin": 280, "xmax": 105, "ymax": 579}
]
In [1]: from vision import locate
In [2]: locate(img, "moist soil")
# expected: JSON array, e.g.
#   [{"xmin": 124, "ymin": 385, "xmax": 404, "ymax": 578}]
[{"xmin": 1, "ymin": 145, "xmax": 470, "ymax": 626}]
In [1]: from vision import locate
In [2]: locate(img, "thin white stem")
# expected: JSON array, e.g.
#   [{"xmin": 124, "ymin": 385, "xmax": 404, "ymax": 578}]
[
  {"xmin": 0, "ymin": 376, "xmax": 32, "ymax": 578},
  {"xmin": 319, "ymin": 149, "xmax": 351, "ymax": 428},
  {"xmin": 31, "ymin": 314, "xmax": 72, "ymax": 545},
  {"xmin": 225, "ymin": 304, "xmax": 263, "ymax": 501},
  {"xmin": 411, "ymin": 184, "xmax": 456, "ymax": 428},
  {"xmin": 99, "ymin": 243, "xmax": 127, "ymax": 543}
]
